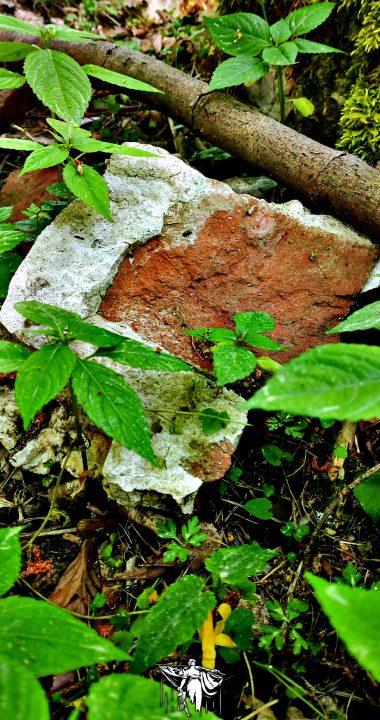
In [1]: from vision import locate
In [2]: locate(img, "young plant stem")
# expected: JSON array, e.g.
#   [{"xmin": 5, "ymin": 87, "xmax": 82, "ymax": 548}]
[
  {"xmin": 276, "ymin": 66, "xmax": 285, "ymax": 124},
  {"xmin": 69, "ymin": 378, "xmax": 88, "ymax": 472}
]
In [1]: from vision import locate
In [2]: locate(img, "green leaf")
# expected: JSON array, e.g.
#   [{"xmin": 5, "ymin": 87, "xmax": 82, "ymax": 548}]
[
  {"xmin": 234, "ymin": 311, "xmax": 275, "ymax": 335},
  {"xmin": 204, "ymin": 13, "xmax": 271, "ymax": 57},
  {"xmin": 292, "ymin": 97, "xmax": 315, "ymax": 116},
  {"xmin": 131, "ymin": 575, "xmax": 216, "ymax": 673},
  {"xmin": 241, "ymin": 344, "xmax": 380, "ymax": 421},
  {"xmin": 182, "ymin": 517, "xmax": 206, "ymax": 545},
  {"xmin": 354, "ymin": 472, "xmax": 380, "ymax": 522},
  {"xmin": 95, "ymin": 340, "xmax": 191, "ymax": 372},
  {"xmin": 205, "ymin": 542, "xmax": 277, "ymax": 585},
  {"xmin": 72, "ymin": 359, "xmax": 156, "ymax": 464},
  {"xmin": 307, "ymin": 574, "xmax": 380, "ymax": 682},
  {"xmin": 20, "ymin": 145, "xmax": 69, "ymax": 175},
  {"xmin": 24, "ymin": 49, "xmax": 91, "ymax": 124},
  {"xmin": 45, "ymin": 24, "xmax": 102, "ymax": 42},
  {"xmin": 0, "ymin": 14, "xmax": 41, "ymax": 36},
  {"xmin": 63, "ymin": 163, "xmax": 112, "ymax": 221},
  {"xmin": 87, "ymin": 674, "xmax": 221, "ymax": 720},
  {"xmin": 82, "ymin": 64, "xmax": 163, "ymax": 93},
  {"xmin": 156, "ymin": 518, "xmax": 178, "ymax": 540},
  {"xmin": 212, "ymin": 344, "xmax": 256, "ymax": 385},
  {"xmin": 72, "ymin": 138, "xmax": 158, "ymax": 157},
  {"xmin": 15, "ymin": 300, "xmax": 125, "ymax": 346},
  {"xmin": 0, "ymin": 527, "xmax": 22, "ymax": 596},
  {"xmin": 0, "ymin": 207, "xmax": 12, "ymax": 222},
  {"xmin": 286, "ymin": 2, "xmax": 335, "ymax": 36},
  {"xmin": 262, "ymin": 443, "xmax": 293, "ymax": 466},
  {"xmin": 46, "ymin": 118, "xmax": 91, "ymax": 143},
  {"xmin": 0, "ymin": 253, "xmax": 22, "ymax": 298},
  {"xmin": 0, "ymin": 68, "xmax": 26, "ymax": 90},
  {"xmin": 0, "ymin": 228, "xmax": 25, "ymax": 253},
  {"xmin": 224, "ymin": 608, "xmax": 253, "ymax": 651},
  {"xmin": 257, "ymin": 356, "xmax": 282, "ymax": 373},
  {"xmin": 0, "ymin": 596, "xmax": 128, "ymax": 675},
  {"xmin": 71, "ymin": 137, "xmax": 158, "ymax": 157},
  {"xmin": 270, "ymin": 19, "xmax": 291, "ymax": 44},
  {"xmin": 163, "ymin": 543, "xmax": 190, "ymax": 563},
  {"xmin": 0, "ymin": 138, "xmax": 41, "ymax": 151},
  {"xmin": 209, "ymin": 56, "xmax": 269, "ymax": 90},
  {"xmin": 15, "ymin": 344, "xmax": 76, "ymax": 429},
  {"xmin": 327, "ymin": 301, "xmax": 380, "ymax": 334},
  {"xmin": 184, "ymin": 327, "xmax": 236, "ymax": 342},
  {"xmin": 294, "ymin": 38, "xmax": 344, "ymax": 54},
  {"xmin": 263, "ymin": 42, "xmax": 298, "ymax": 65},
  {"xmin": 243, "ymin": 498, "xmax": 273, "ymax": 519},
  {"xmin": 0, "ymin": 42, "xmax": 37, "ymax": 61},
  {"xmin": 0, "ymin": 341, "xmax": 31, "ymax": 373},
  {"xmin": 200, "ymin": 408, "xmax": 230, "ymax": 434},
  {"xmin": 0, "ymin": 656, "xmax": 49, "ymax": 720}
]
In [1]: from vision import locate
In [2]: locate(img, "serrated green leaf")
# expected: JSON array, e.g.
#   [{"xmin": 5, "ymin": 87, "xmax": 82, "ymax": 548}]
[
  {"xmin": 46, "ymin": 118, "xmax": 91, "ymax": 143},
  {"xmin": 63, "ymin": 162, "xmax": 112, "ymax": 221},
  {"xmin": 184, "ymin": 327, "xmax": 236, "ymax": 342},
  {"xmin": 0, "ymin": 42, "xmax": 37, "ymax": 61},
  {"xmin": 242, "ymin": 344, "xmax": 380, "ymax": 421},
  {"xmin": 0, "ymin": 656, "xmax": 49, "ymax": 720},
  {"xmin": 95, "ymin": 340, "xmax": 191, "ymax": 372},
  {"xmin": 263, "ymin": 41, "xmax": 298, "ymax": 65},
  {"xmin": 45, "ymin": 24, "xmax": 102, "ymax": 42},
  {"xmin": 243, "ymin": 498, "xmax": 273, "ymax": 519},
  {"xmin": 209, "ymin": 56, "xmax": 269, "ymax": 90},
  {"xmin": 327, "ymin": 301, "xmax": 380, "ymax": 334},
  {"xmin": 87, "ymin": 674, "xmax": 221, "ymax": 720},
  {"xmin": 205, "ymin": 542, "xmax": 277, "ymax": 585},
  {"xmin": 286, "ymin": 2, "xmax": 335, "ymax": 36},
  {"xmin": 0, "ymin": 13, "xmax": 41, "ymax": 36},
  {"xmin": 0, "ymin": 228, "xmax": 25, "ymax": 253},
  {"xmin": 354, "ymin": 472, "xmax": 380, "ymax": 522},
  {"xmin": 0, "ymin": 596, "xmax": 128, "ymax": 675},
  {"xmin": 292, "ymin": 96, "xmax": 315, "ymax": 116},
  {"xmin": 307, "ymin": 573, "xmax": 380, "ymax": 681},
  {"xmin": 224, "ymin": 608, "xmax": 253, "ymax": 651},
  {"xmin": 0, "ymin": 527, "xmax": 22, "ymax": 596},
  {"xmin": 0, "ymin": 138, "xmax": 41, "ymax": 151},
  {"xmin": 71, "ymin": 137, "xmax": 158, "ymax": 157},
  {"xmin": 270, "ymin": 18, "xmax": 291, "ymax": 44},
  {"xmin": 163, "ymin": 543, "xmax": 190, "ymax": 563},
  {"xmin": 0, "ymin": 341, "xmax": 31, "ymax": 374},
  {"xmin": 0, "ymin": 207, "xmax": 12, "ymax": 222},
  {"xmin": 212, "ymin": 344, "xmax": 256, "ymax": 385},
  {"xmin": 156, "ymin": 518, "xmax": 178, "ymax": 540},
  {"xmin": 24, "ymin": 49, "xmax": 91, "ymax": 124},
  {"xmin": 204, "ymin": 13, "xmax": 271, "ymax": 56},
  {"xmin": 200, "ymin": 408, "xmax": 230, "ymax": 434},
  {"xmin": 20, "ymin": 145, "xmax": 69, "ymax": 175},
  {"xmin": 82, "ymin": 64, "xmax": 163, "ymax": 93},
  {"xmin": 0, "ymin": 253, "xmax": 22, "ymax": 298},
  {"xmin": 234, "ymin": 311, "xmax": 275, "ymax": 335},
  {"xmin": 15, "ymin": 344, "xmax": 76, "ymax": 429},
  {"xmin": 0, "ymin": 68, "xmax": 26, "ymax": 90},
  {"xmin": 131, "ymin": 575, "xmax": 216, "ymax": 673},
  {"xmin": 72, "ymin": 359, "xmax": 156, "ymax": 463},
  {"xmin": 294, "ymin": 38, "xmax": 344, "ymax": 53}
]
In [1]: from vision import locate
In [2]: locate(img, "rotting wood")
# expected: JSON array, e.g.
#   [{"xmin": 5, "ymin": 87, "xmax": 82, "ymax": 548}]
[{"xmin": 1, "ymin": 31, "xmax": 380, "ymax": 240}]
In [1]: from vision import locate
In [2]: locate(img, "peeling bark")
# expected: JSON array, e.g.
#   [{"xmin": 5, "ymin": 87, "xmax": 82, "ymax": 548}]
[{"xmin": 1, "ymin": 31, "xmax": 380, "ymax": 239}]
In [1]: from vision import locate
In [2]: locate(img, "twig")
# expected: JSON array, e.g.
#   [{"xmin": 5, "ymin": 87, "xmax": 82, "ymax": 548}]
[
  {"xmin": 241, "ymin": 699, "xmax": 279, "ymax": 720},
  {"xmin": 243, "ymin": 651, "xmax": 255, "ymax": 710},
  {"xmin": 304, "ymin": 462, "xmax": 380, "ymax": 568}
]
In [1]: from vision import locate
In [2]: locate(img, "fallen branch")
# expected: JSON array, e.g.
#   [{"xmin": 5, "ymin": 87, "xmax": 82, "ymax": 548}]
[{"xmin": 1, "ymin": 31, "xmax": 380, "ymax": 239}]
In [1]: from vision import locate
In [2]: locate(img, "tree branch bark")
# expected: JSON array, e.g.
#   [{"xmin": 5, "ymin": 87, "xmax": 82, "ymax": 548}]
[{"xmin": 2, "ymin": 31, "xmax": 380, "ymax": 239}]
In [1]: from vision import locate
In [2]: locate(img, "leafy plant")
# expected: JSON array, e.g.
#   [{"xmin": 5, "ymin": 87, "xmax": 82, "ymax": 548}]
[
  {"xmin": 259, "ymin": 598, "xmax": 309, "ymax": 654},
  {"xmin": 326, "ymin": 300, "xmax": 380, "ymax": 334},
  {"xmin": 204, "ymin": 2, "xmax": 344, "ymax": 122},
  {"xmin": 243, "ymin": 497, "xmax": 273, "ymax": 520},
  {"xmin": 353, "ymin": 471, "xmax": 380, "ymax": 522},
  {"xmin": 157, "ymin": 516, "xmax": 207, "ymax": 562},
  {"xmin": 205, "ymin": 541, "xmax": 277, "ymax": 599},
  {"xmin": 266, "ymin": 411, "xmax": 308, "ymax": 439},
  {"xmin": 281, "ymin": 521, "xmax": 310, "ymax": 542},
  {"xmin": 185, "ymin": 311, "xmax": 284, "ymax": 385},
  {"xmin": 261, "ymin": 443, "xmax": 293, "ymax": 466},
  {"xmin": 0, "ymin": 300, "xmax": 191, "ymax": 466}
]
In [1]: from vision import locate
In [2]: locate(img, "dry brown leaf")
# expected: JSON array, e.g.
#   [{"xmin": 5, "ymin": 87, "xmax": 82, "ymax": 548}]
[{"xmin": 48, "ymin": 539, "xmax": 101, "ymax": 613}]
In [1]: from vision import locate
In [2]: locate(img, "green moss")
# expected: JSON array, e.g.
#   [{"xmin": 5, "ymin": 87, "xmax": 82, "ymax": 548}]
[{"xmin": 337, "ymin": 81, "xmax": 380, "ymax": 164}]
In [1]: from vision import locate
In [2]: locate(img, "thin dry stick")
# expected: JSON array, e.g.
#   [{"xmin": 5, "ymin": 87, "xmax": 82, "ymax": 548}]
[
  {"xmin": 243, "ymin": 651, "xmax": 256, "ymax": 710},
  {"xmin": 242, "ymin": 699, "xmax": 279, "ymax": 720},
  {"xmin": 304, "ymin": 462, "xmax": 380, "ymax": 568}
]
